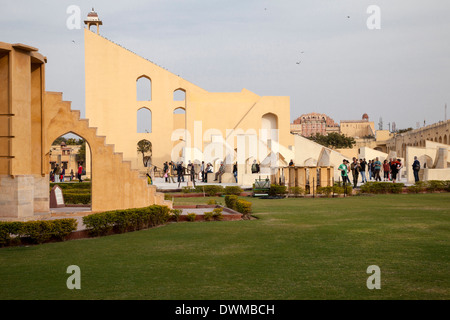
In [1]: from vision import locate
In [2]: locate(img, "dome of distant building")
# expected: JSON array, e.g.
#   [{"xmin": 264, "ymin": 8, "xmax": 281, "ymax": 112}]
[{"xmin": 362, "ymin": 113, "xmax": 369, "ymax": 120}]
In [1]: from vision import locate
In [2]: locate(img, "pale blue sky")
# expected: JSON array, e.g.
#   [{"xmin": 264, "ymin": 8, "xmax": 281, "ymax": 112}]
[{"xmin": 1, "ymin": 0, "xmax": 449, "ymax": 131}]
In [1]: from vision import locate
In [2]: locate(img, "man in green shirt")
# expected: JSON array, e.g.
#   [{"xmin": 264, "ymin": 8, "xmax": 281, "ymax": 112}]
[{"xmin": 338, "ymin": 159, "xmax": 350, "ymax": 184}]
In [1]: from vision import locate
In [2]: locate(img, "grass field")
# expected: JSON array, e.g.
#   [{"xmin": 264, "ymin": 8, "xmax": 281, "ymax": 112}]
[{"xmin": 0, "ymin": 193, "xmax": 449, "ymax": 300}]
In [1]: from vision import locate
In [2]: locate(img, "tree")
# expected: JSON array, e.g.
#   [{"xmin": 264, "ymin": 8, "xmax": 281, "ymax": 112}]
[
  {"xmin": 137, "ymin": 140, "xmax": 152, "ymax": 167},
  {"xmin": 76, "ymin": 141, "xmax": 86, "ymax": 164},
  {"xmin": 308, "ymin": 132, "xmax": 355, "ymax": 149}
]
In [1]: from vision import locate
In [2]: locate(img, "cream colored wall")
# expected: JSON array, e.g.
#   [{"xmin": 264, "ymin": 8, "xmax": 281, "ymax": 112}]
[
  {"xmin": 84, "ymin": 29, "xmax": 294, "ymax": 172},
  {"xmin": 340, "ymin": 121, "xmax": 375, "ymax": 138}
]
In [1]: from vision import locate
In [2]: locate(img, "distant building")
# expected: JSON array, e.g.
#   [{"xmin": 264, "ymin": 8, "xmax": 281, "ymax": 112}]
[
  {"xmin": 290, "ymin": 113, "xmax": 340, "ymax": 137},
  {"xmin": 340, "ymin": 113, "xmax": 375, "ymax": 139},
  {"xmin": 49, "ymin": 142, "xmax": 83, "ymax": 178}
]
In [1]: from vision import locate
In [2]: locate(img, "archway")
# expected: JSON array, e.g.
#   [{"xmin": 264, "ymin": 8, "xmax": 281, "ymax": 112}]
[
  {"xmin": 261, "ymin": 113, "xmax": 279, "ymax": 151},
  {"xmin": 49, "ymin": 132, "xmax": 92, "ymax": 210},
  {"xmin": 137, "ymin": 139, "xmax": 152, "ymax": 169}
]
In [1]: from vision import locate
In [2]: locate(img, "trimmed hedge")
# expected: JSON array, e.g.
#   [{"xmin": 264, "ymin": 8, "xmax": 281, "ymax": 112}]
[
  {"xmin": 225, "ymin": 195, "xmax": 239, "ymax": 211},
  {"xmin": 0, "ymin": 219, "xmax": 77, "ymax": 246},
  {"xmin": 235, "ymin": 199, "xmax": 252, "ymax": 219},
  {"xmin": 224, "ymin": 186, "xmax": 243, "ymax": 195},
  {"xmin": 82, "ymin": 205, "xmax": 170, "ymax": 236},
  {"xmin": 63, "ymin": 193, "xmax": 91, "ymax": 205},
  {"xmin": 269, "ymin": 184, "xmax": 288, "ymax": 197},
  {"xmin": 360, "ymin": 182, "xmax": 404, "ymax": 194}
]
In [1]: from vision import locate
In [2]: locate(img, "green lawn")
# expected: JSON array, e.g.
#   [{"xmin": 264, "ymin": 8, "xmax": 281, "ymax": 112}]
[{"xmin": 1, "ymin": 193, "xmax": 449, "ymax": 300}]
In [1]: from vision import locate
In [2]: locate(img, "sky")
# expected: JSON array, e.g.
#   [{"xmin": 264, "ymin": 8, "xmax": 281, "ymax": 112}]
[{"xmin": 1, "ymin": 0, "xmax": 449, "ymax": 131}]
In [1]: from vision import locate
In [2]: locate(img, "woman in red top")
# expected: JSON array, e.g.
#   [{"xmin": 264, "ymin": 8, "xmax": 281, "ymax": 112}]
[
  {"xmin": 78, "ymin": 164, "xmax": 83, "ymax": 182},
  {"xmin": 382, "ymin": 160, "xmax": 390, "ymax": 181}
]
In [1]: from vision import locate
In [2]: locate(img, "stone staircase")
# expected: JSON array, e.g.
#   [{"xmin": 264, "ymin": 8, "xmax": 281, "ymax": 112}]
[{"xmin": 44, "ymin": 92, "xmax": 171, "ymax": 212}]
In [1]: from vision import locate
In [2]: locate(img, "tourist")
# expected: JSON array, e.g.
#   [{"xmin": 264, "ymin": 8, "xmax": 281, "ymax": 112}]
[
  {"xmin": 60, "ymin": 166, "xmax": 65, "ymax": 182},
  {"xmin": 368, "ymin": 160, "xmax": 372, "ymax": 180},
  {"xmin": 289, "ymin": 159, "xmax": 294, "ymax": 167},
  {"xmin": 338, "ymin": 159, "xmax": 350, "ymax": 185},
  {"xmin": 359, "ymin": 158, "xmax": 367, "ymax": 183},
  {"xmin": 397, "ymin": 159, "xmax": 403, "ymax": 181},
  {"xmin": 350, "ymin": 157, "xmax": 360, "ymax": 188},
  {"xmin": 233, "ymin": 162, "xmax": 238, "ymax": 183},
  {"xmin": 251, "ymin": 160, "xmax": 258, "ymax": 173},
  {"xmin": 177, "ymin": 161, "xmax": 185, "ymax": 182},
  {"xmin": 390, "ymin": 158, "xmax": 401, "ymax": 183},
  {"xmin": 70, "ymin": 169, "xmax": 74, "ymax": 181},
  {"xmin": 163, "ymin": 162, "xmax": 169, "ymax": 182},
  {"xmin": 214, "ymin": 162, "xmax": 225, "ymax": 183},
  {"xmin": 78, "ymin": 163, "xmax": 83, "ymax": 182},
  {"xmin": 382, "ymin": 160, "xmax": 390, "ymax": 181},
  {"xmin": 373, "ymin": 157, "xmax": 382, "ymax": 181},
  {"xmin": 200, "ymin": 161, "xmax": 205, "ymax": 182},
  {"xmin": 54, "ymin": 164, "xmax": 60, "ymax": 182},
  {"xmin": 412, "ymin": 156, "xmax": 420, "ymax": 182}
]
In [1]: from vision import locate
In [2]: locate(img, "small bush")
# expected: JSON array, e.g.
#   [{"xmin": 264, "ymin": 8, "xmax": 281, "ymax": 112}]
[
  {"xmin": 317, "ymin": 186, "xmax": 333, "ymax": 197},
  {"xmin": 224, "ymin": 186, "xmax": 243, "ymax": 195},
  {"xmin": 204, "ymin": 211, "xmax": 214, "ymax": 221},
  {"xmin": 212, "ymin": 208, "xmax": 223, "ymax": 221},
  {"xmin": 225, "ymin": 195, "xmax": 238, "ymax": 211},
  {"xmin": 63, "ymin": 193, "xmax": 91, "ymax": 204},
  {"xmin": 170, "ymin": 209, "xmax": 182, "ymax": 222},
  {"xmin": 269, "ymin": 184, "xmax": 287, "ymax": 197},
  {"xmin": 236, "ymin": 199, "xmax": 252, "ymax": 219},
  {"xmin": 207, "ymin": 199, "xmax": 217, "ymax": 205},
  {"xmin": 289, "ymin": 186, "xmax": 304, "ymax": 197},
  {"xmin": 186, "ymin": 213, "xmax": 196, "ymax": 222},
  {"xmin": 195, "ymin": 185, "xmax": 224, "ymax": 196}
]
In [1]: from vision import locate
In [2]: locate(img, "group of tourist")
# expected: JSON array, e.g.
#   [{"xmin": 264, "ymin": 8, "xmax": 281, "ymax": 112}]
[
  {"xmin": 161, "ymin": 160, "xmax": 241, "ymax": 184},
  {"xmin": 50, "ymin": 163, "xmax": 84, "ymax": 183},
  {"xmin": 338, "ymin": 156, "xmax": 420, "ymax": 188}
]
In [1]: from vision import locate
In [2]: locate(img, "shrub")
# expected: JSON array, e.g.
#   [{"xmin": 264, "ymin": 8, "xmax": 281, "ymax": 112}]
[
  {"xmin": 63, "ymin": 193, "xmax": 91, "ymax": 204},
  {"xmin": 182, "ymin": 186, "xmax": 194, "ymax": 193},
  {"xmin": 425, "ymin": 180, "xmax": 447, "ymax": 192},
  {"xmin": 212, "ymin": 208, "xmax": 223, "ymax": 221},
  {"xmin": 170, "ymin": 209, "xmax": 182, "ymax": 222},
  {"xmin": 317, "ymin": 186, "xmax": 333, "ymax": 197},
  {"xmin": 207, "ymin": 199, "xmax": 217, "ymax": 205},
  {"xmin": 360, "ymin": 182, "xmax": 404, "ymax": 194},
  {"xmin": 204, "ymin": 211, "xmax": 214, "ymax": 221},
  {"xmin": 224, "ymin": 195, "xmax": 238, "ymax": 211},
  {"xmin": 269, "ymin": 184, "xmax": 287, "ymax": 197},
  {"xmin": 236, "ymin": 199, "xmax": 252, "ymax": 219},
  {"xmin": 82, "ymin": 205, "xmax": 170, "ymax": 236},
  {"xmin": 224, "ymin": 186, "xmax": 243, "ymax": 195},
  {"xmin": 289, "ymin": 186, "xmax": 304, "ymax": 197},
  {"xmin": 195, "ymin": 185, "xmax": 224, "ymax": 196},
  {"xmin": 0, "ymin": 219, "xmax": 77, "ymax": 246},
  {"xmin": 186, "ymin": 213, "xmax": 196, "ymax": 222}
]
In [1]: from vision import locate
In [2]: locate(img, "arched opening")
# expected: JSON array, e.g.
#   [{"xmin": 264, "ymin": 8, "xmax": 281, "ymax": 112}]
[
  {"xmin": 49, "ymin": 132, "xmax": 92, "ymax": 211},
  {"xmin": 137, "ymin": 139, "xmax": 152, "ymax": 169},
  {"xmin": 439, "ymin": 136, "xmax": 442, "ymax": 144},
  {"xmin": 261, "ymin": 113, "xmax": 279, "ymax": 151},
  {"xmin": 173, "ymin": 88, "xmax": 186, "ymax": 101},
  {"xmin": 444, "ymin": 135, "xmax": 448, "ymax": 145},
  {"xmin": 137, "ymin": 76, "xmax": 152, "ymax": 101},
  {"xmin": 173, "ymin": 107, "xmax": 186, "ymax": 130},
  {"xmin": 137, "ymin": 107, "xmax": 152, "ymax": 133}
]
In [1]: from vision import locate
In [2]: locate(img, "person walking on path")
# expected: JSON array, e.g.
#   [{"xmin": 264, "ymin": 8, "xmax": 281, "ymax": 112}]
[
  {"xmin": 412, "ymin": 156, "xmax": 420, "ymax": 182},
  {"xmin": 350, "ymin": 157, "xmax": 361, "ymax": 188},
  {"xmin": 359, "ymin": 158, "xmax": 367, "ymax": 183},
  {"xmin": 338, "ymin": 159, "xmax": 350, "ymax": 185},
  {"xmin": 382, "ymin": 160, "xmax": 390, "ymax": 181},
  {"xmin": 368, "ymin": 160, "xmax": 373, "ymax": 180},
  {"xmin": 233, "ymin": 162, "xmax": 238, "ymax": 183},
  {"xmin": 373, "ymin": 157, "xmax": 382, "ymax": 181},
  {"xmin": 77, "ymin": 163, "xmax": 83, "ymax": 182},
  {"xmin": 390, "ymin": 158, "xmax": 401, "ymax": 183},
  {"xmin": 54, "ymin": 164, "xmax": 61, "ymax": 182}
]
